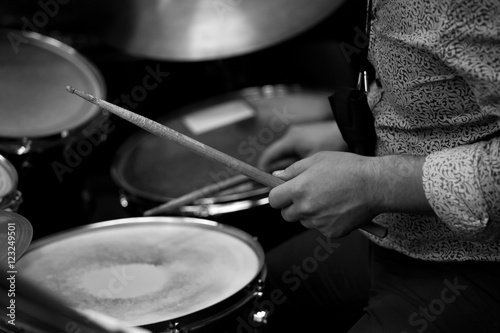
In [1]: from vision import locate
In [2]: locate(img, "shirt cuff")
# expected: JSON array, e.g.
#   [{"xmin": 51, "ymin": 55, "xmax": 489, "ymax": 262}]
[{"xmin": 422, "ymin": 144, "xmax": 490, "ymax": 238}]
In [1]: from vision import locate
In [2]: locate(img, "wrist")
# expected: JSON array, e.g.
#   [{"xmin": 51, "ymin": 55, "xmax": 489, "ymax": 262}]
[{"xmin": 366, "ymin": 155, "xmax": 434, "ymax": 216}]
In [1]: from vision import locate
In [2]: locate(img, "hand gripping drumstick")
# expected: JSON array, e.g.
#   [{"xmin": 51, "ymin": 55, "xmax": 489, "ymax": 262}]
[{"xmin": 66, "ymin": 86, "xmax": 388, "ymax": 239}]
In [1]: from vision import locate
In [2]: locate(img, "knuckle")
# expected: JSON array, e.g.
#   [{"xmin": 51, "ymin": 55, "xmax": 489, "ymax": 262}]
[
  {"xmin": 281, "ymin": 208, "xmax": 295, "ymax": 222},
  {"xmin": 299, "ymin": 201, "xmax": 316, "ymax": 216},
  {"xmin": 268, "ymin": 189, "xmax": 278, "ymax": 208}
]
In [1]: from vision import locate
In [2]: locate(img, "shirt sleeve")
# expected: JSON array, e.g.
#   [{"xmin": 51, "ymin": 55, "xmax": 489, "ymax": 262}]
[{"xmin": 422, "ymin": 0, "xmax": 500, "ymax": 242}]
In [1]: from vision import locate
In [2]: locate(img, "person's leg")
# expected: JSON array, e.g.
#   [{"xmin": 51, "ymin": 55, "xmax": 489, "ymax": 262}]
[
  {"xmin": 264, "ymin": 229, "xmax": 372, "ymax": 332},
  {"xmin": 349, "ymin": 245, "xmax": 500, "ymax": 333}
]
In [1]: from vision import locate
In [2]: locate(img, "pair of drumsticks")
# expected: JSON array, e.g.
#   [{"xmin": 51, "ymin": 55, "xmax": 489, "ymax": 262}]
[{"xmin": 66, "ymin": 86, "xmax": 388, "ymax": 238}]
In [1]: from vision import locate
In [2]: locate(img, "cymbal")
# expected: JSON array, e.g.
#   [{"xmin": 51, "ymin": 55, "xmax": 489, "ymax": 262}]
[
  {"xmin": 0, "ymin": 210, "xmax": 33, "ymax": 266},
  {"xmin": 104, "ymin": 0, "xmax": 346, "ymax": 61}
]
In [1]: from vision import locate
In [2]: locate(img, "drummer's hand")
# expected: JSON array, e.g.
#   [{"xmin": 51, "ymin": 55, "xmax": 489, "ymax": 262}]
[
  {"xmin": 268, "ymin": 152, "xmax": 432, "ymax": 238},
  {"xmin": 258, "ymin": 121, "xmax": 347, "ymax": 172}
]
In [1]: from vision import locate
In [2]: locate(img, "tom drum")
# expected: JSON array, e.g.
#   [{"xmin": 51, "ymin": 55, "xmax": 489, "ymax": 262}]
[
  {"xmin": 0, "ymin": 30, "xmax": 107, "ymax": 239},
  {"xmin": 111, "ymin": 85, "xmax": 333, "ymax": 250}
]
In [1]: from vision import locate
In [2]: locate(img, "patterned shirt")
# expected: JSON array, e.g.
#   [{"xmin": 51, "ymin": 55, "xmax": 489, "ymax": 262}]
[{"xmin": 365, "ymin": 0, "xmax": 500, "ymax": 261}]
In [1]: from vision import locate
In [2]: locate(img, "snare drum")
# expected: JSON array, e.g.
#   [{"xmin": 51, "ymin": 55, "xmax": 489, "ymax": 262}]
[
  {"xmin": 0, "ymin": 154, "xmax": 22, "ymax": 212},
  {"xmin": 0, "ymin": 30, "xmax": 107, "ymax": 239},
  {"xmin": 17, "ymin": 217, "xmax": 267, "ymax": 333},
  {"xmin": 111, "ymin": 85, "xmax": 331, "ymax": 250}
]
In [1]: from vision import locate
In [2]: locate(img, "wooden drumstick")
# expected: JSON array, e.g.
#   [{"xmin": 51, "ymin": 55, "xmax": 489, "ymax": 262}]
[
  {"xmin": 144, "ymin": 158, "xmax": 297, "ymax": 216},
  {"xmin": 66, "ymin": 86, "xmax": 388, "ymax": 239},
  {"xmin": 144, "ymin": 173, "xmax": 249, "ymax": 216}
]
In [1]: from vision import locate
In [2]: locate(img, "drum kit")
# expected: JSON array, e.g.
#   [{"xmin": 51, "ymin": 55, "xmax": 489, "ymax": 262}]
[{"xmin": 0, "ymin": 0, "xmax": 371, "ymax": 332}]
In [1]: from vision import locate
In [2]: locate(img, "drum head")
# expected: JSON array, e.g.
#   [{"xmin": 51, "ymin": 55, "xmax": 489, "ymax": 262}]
[
  {"xmin": 112, "ymin": 85, "xmax": 331, "ymax": 207},
  {"xmin": 16, "ymin": 217, "xmax": 264, "ymax": 327},
  {"xmin": 0, "ymin": 30, "xmax": 105, "ymax": 138}
]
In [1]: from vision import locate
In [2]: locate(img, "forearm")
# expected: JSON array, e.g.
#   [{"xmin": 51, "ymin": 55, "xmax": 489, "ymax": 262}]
[{"xmin": 367, "ymin": 154, "xmax": 435, "ymax": 216}]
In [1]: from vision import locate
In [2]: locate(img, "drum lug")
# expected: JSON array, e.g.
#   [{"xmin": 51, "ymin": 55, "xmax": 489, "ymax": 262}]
[
  {"xmin": 164, "ymin": 322, "xmax": 182, "ymax": 333},
  {"xmin": 119, "ymin": 193, "xmax": 130, "ymax": 208},
  {"xmin": 8, "ymin": 191, "xmax": 23, "ymax": 212},
  {"xmin": 252, "ymin": 309, "xmax": 269, "ymax": 325},
  {"xmin": 257, "ymin": 278, "xmax": 265, "ymax": 292},
  {"xmin": 246, "ymin": 278, "xmax": 265, "ymax": 295},
  {"xmin": 17, "ymin": 138, "xmax": 32, "ymax": 155},
  {"xmin": 61, "ymin": 129, "xmax": 70, "ymax": 139}
]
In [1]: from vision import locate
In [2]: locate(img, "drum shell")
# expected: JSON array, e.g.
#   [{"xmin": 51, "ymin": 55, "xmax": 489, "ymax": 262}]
[
  {"xmin": 16, "ymin": 217, "xmax": 268, "ymax": 333},
  {"xmin": 4, "ymin": 115, "xmax": 108, "ymax": 240}
]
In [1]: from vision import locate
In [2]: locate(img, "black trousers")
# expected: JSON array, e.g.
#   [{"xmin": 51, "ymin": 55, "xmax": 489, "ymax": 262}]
[{"xmin": 263, "ymin": 229, "xmax": 500, "ymax": 333}]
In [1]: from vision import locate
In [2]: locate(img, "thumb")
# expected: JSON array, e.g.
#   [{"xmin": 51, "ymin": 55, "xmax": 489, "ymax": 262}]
[{"xmin": 272, "ymin": 159, "xmax": 308, "ymax": 181}]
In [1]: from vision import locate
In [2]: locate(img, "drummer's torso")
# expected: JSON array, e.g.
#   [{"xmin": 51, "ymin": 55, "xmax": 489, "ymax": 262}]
[
  {"xmin": 369, "ymin": 0, "xmax": 500, "ymax": 156},
  {"xmin": 366, "ymin": 0, "xmax": 500, "ymax": 262}
]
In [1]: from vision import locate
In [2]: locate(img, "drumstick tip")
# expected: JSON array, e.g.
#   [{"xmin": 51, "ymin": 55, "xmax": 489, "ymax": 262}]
[{"xmin": 66, "ymin": 85, "xmax": 76, "ymax": 93}]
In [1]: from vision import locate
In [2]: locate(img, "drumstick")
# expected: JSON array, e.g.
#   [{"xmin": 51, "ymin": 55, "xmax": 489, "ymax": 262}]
[
  {"xmin": 144, "ymin": 173, "xmax": 248, "ymax": 216},
  {"xmin": 143, "ymin": 158, "xmax": 296, "ymax": 216},
  {"xmin": 66, "ymin": 86, "xmax": 388, "ymax": 239}
]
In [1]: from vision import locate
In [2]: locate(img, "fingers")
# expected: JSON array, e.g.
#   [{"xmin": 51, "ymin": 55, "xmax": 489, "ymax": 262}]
[
  {"xmin": 279, "ymin": 204, "xmax": 302, "ymax": 222},
  {"xmin": 271, "ymin": 157, "xmax": 312, "ymax": 181},
  {"xmin": 268, "ymin": 184, "xmax": 293, "ymax": 210},
  {"xmin": 268, "ymin": 159, "xmax": 309, "ymax": 211}
]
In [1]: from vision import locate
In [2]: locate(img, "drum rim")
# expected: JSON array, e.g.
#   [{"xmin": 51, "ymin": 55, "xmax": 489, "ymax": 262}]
[
  {"xmin": 21, "ymin": 216, "xmax": 266, "ymax": 330},
  {"xmin": 25, "ymin": 216, "xmax": 264, "ymax": 260},
  {"xmin": 110, "ymin": 84, "xmax": 331, "ymax": 214},
  {"xmin": 0, "ymin": 29, "xmax": 107, "ymax": 150}
]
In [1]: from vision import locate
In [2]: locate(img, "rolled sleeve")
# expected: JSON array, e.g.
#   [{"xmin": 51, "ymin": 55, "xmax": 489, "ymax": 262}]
[{"xmin": 423, "ymin": 138, "xmax": 500, "ymax": 241}]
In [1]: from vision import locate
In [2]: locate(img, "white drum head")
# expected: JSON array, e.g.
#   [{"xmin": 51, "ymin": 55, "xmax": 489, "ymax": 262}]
[
  {"xmin": 0, "ymin": 31, "xmax": 104, "ymax": 138},
  {"xmin": 17, "ymin": 217, "xmax": 264, "ymax": 327}
]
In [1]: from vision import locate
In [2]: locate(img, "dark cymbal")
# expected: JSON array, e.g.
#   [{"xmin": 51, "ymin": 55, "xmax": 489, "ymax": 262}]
[
  {"xmin": 103, "ymin": 0, "xmax": 346, "ymax": 61},
  {"xmin": 0, "ymin": 0, "xmax": 345, "ymax": 61},
  {"xmin": 0, "ymin": 210, "xmax": 32, "ymax": 266}
]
